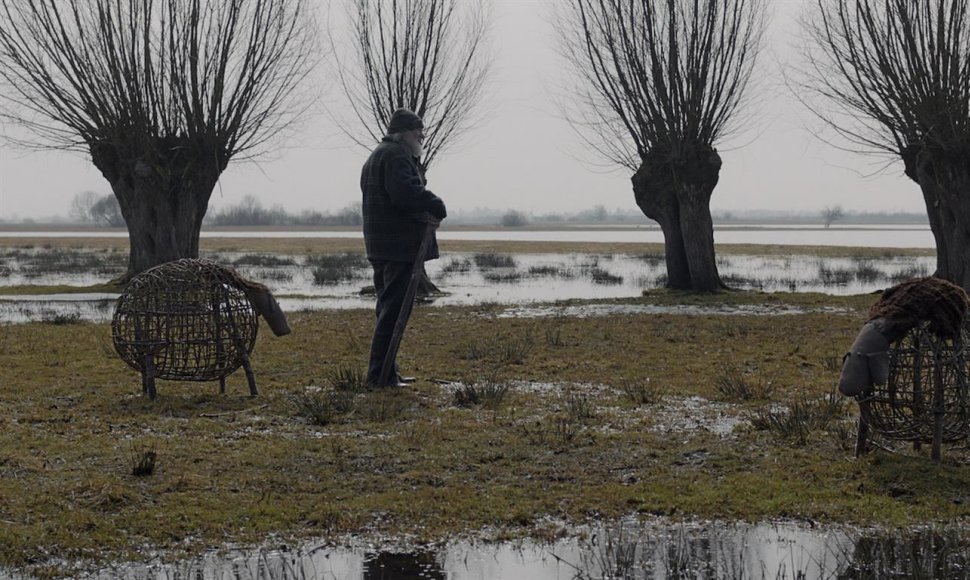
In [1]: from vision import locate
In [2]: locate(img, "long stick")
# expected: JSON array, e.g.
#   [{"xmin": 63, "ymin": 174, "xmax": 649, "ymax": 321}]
[{"xmin": 378, "ymin": 221, "xmax": 437, "ymax": 387}]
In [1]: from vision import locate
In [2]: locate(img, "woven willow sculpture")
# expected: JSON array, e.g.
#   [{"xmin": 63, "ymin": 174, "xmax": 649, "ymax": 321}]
[
  {"xmin": 112, "ymin": 259, "xmax": 259, "ymax": 399},
  {"xmin": 856, "ymin": 321, "xmax": 970, "ymax": 461}
]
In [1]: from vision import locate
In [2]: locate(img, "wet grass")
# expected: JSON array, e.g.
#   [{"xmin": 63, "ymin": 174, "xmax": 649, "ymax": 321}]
[
  {"xmin": 714, "ymin": 367, "xmax": 777, "ymax": 401},
  {"xmin": 232, "ymin": 254, "xmax": 298, "ymax": 267},
  {"xmin": 440, "ymin": 257, "xmax": 472, "ymax": 275},
  {"xmin": 451, "ymin": 376, "xmax": 512, "ymax": 410},
  {"xmin": 1, "ymin": 245, "xmax": 970, "ymax": 576},
  {"xmin": 0, "ymin": 247, "xmax": 127, "ymax": 279},
  {"xmin": 308, "ymin": 252, "xmax": 368, "ymax": 285},
  {"xmin": 618, "ymin": 377, "xmax": 667, "ymax": 406},
  {"xmin": 748, "ymin": 391, "xmax": 849, "ymax": 446},
  {"xmin": 473, "ymin": 253, "xmax": 516, "ymax": 269}
]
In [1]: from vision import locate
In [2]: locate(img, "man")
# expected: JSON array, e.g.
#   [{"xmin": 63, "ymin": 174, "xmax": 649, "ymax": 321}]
[{"xmin": 361, "ymin": 108, "xmax": 447, "ymax": 387}]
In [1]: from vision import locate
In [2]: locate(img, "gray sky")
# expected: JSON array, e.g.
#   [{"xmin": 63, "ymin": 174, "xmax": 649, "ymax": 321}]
[{"xmin": 0, "ymin": 0, "xmax": 923, "ymax": 221}]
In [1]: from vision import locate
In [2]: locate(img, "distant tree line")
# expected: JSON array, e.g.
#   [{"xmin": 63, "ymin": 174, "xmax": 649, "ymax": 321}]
[
  {"xmin": 69, "ymin": 191, "xmax": 124, "ymax": 227},
  {"xmin": 206, "ymin": 196, "xmax": 363, "ymax": 226},
  {"xmin": 69, "ymin": 192, "xmax": 362, "ymax": 227}
]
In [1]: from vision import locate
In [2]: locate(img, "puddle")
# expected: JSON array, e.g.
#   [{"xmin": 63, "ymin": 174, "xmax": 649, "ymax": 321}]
[
  {"xmin": 496, "ymin": 303, "xmax": 853, "ymax": 318},
  {"xmin": 648, "ymin": 396, "xmax": 744, "ymax": 437},
  {"xmin": 5, "ymin": 518, "xmax": 965, "ymax": 579},
  {"xmin": 0, "ymin": 248, "xmax": 930, "ymax": 323}
]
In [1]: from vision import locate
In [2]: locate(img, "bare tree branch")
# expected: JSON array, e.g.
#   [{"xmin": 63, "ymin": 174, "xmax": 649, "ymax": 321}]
[
  {"xmin": 330, "ymin": 0, "xmax": 491, "ymax": 169},
  {"xmin": 794, "ymin": 0, "xmax": 970, "ymax": 159},
  {"xmin": 0, "ymin": 0, "xmax": 319, "ymax": 160},
  {"xmin": 554, "ymin": 0, "xmax": 766, "ymax": 171}
]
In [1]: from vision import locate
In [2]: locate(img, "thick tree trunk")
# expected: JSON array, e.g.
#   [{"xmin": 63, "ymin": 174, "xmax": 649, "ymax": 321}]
[
  {"xmin": 904, "ymin": 146, "xmax": 970, "ymax": 290},
  {"xmin": 90, "ymin": 138, "xmax": 226, "ymax": 279},
  {"xmin": 632, "ymin": 146, "xmax": 725, "ymax": 292}
]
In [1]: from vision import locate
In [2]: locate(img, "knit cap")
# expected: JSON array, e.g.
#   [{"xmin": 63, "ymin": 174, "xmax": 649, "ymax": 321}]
[{"xmin": 387, "ymin": 108, "xmax": 424, "ymax": 133}]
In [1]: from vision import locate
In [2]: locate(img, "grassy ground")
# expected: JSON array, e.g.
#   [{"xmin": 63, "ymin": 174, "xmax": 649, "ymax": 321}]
[{"xmin": 2, "ymin": 282, "xmax": 970, "ymax": 577}]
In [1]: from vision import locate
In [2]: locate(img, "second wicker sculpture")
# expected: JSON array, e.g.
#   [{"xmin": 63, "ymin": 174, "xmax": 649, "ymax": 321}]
[
  {"xmin": 857, "ymin": 321, "xmax": 970, "ymax": 461},
  {"xmin": 840, "ymin": 277, "xmax": 970, "ymax": 461}
]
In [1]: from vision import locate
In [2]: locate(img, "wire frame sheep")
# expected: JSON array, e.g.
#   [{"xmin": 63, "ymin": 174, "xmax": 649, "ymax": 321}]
[
  {"xmin": 856, "ymin": 321, "xmax": 970, "ymax": 461},
  {"xmin": 112, "ymin": 259, "xmax": 260, "ymax": 399}
]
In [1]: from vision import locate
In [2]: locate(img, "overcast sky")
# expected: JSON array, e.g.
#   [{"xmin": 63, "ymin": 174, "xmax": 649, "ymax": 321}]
[{"xmin": 0, "ymin": 0, "xmax": 923, "ymax": 221}]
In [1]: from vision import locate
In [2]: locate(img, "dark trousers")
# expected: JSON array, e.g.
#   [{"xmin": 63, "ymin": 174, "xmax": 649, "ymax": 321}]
[{"xmin": 367, "ymin": 259, "xmax": 416, "ymax": 385}]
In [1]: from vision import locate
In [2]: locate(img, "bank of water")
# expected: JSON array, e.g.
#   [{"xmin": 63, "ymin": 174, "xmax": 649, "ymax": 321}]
[{"xmin": 0, "ymin": 248, "xmax": 932, "ymax": 323}]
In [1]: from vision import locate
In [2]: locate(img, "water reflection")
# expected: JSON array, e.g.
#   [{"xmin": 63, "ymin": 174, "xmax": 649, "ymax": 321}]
[
  {"xmin": 18, "ymin": 520, "xmax": 963, "ymax": 580},
  {"xmin": 363, "ymin": 552, "xmax": 444, "ymax": 579}
]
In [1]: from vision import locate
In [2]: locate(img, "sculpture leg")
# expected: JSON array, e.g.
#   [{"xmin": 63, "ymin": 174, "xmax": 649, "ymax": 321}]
[
  {"xmin": 143, "ymin": 354, "xmax": 157, "ymax": 400},
  {"xmin": 240, "ymin": 351, "xmax": 258, "ymax": 397},
  {"xmin": 932, "ymin": 360, "xmax": 945, "ymax": 462},
  {"xmin": 855, "ymin": 399, "xmax": 871, "ymax": 457}
]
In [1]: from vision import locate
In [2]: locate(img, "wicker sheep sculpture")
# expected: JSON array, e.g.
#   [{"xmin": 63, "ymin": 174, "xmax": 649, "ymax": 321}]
[
  {"xmin": 838, "ymin": 276, "xmax": 970, "ymax": 461},
  {"xmin": 112, "ymin": 258, "xmax": 290, "ymax": 399}
]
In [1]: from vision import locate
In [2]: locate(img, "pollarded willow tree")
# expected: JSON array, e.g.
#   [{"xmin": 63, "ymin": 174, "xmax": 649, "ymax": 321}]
[
  {"xmin": 332, "ymin": 0, "xmax": 491, "ymax": 173},
  {"xmin": 799, "ymin": 0, "xmax": 970, "ymax": 289},
  {"xmin": 557, "ymin": 0, "xmax": 765, "ymax": 291},
  {"xmin": 0, "ymin": 0, "xmax": 317, "ymax": 279}
]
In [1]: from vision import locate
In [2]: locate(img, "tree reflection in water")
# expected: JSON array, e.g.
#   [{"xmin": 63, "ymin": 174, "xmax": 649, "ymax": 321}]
[
  {"xmin": 51, "ymin": 523, "xmax": 970, "ymax": 579},
  {"xmin": 362, "ymin": 552, "xmax": 444, "ymax": 580}
]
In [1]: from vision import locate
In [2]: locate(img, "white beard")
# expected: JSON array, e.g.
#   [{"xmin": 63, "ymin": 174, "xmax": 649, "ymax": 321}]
[{"xmin": 400, "ymin": 132, "xmax": 424, "ymax": 159}]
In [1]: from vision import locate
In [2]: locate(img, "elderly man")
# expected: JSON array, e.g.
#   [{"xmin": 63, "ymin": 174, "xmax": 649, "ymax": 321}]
[{"xmin": 361, "ymin": 108, "xmax": 447, "ymax": 387}]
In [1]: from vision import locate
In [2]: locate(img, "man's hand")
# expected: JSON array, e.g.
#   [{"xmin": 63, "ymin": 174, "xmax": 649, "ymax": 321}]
[
  {"xmin": 425, "ymin": 214, "xmax": 442, "ymax": 228},
  {"xmin": 411, "ymin": 211, "xmax": 442, "ymax": 228}
]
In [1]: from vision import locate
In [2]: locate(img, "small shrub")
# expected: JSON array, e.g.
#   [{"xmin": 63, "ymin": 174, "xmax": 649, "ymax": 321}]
[
  {"xmin": 129, "ymin": 445, "xmax": 157, "ymax": 477},
  {"xmin": 853, "ymin": 261, "xmax": 884, "ymax": 283},
  {"xmin": 461, "ymin": 338, "xmax": 492, "ymax": 361},
  {"xmin": 563, "ymin": 388, "xmax": 596, "ymax": 421},
  {"xmin": 328, "ymin": 366, "xmax": 368, "ymax": 392},
  {"xmin": 818, "ymin": 265, "xmax": 853, "ymax": 286},
  {"xmin": 553, "ymin": 416, "xmax": 582, "ymax": 445},
  {"xmin": 638, "ymin": 253, "xmax": 664, "ymax": 265},
  {"xmin": 483, "ymin": 271, "xmax": 522, "ymax": 284},
  {"xmin": 590, "ymin": 267, "xmax": 623, "ymax": 285},
  {"xmin": 232, "ymin": 254, "xmax": 297, "ymax": 267},
  {"xmin": 498, "ymin": 333, "xmax": 536, "ymax": 364},
  {"xmin": 714, "ymin": 368, "xmax": 776, "ymax": 401},
  {"xmin": 889, "ymin": 264, "xmax": 930, "ymax": 284},
  {"xmin": 528, "ymin": 265, "xmax": 559, "ymax": 277},
  {"xmin": 452, "ymin": 378, "xmax": 512, "ymax": 410},
  {"xmin": 356, "ymin": 392, "xmax": 409, "ymax": 422},
  {"xmin": 39, "ymin": 310, "xmax": 83, "ymax": 325},
  {"xmin": 440, "ymin": 257, "xmax": 472, "ymax": 274},
  {"xmin": 473, "ymin": 253, "xmax": 516, "ymax": 269},
  {"xmin": 259, "ymin": 269, "xmax": 294, "ymax": 282},
  {"xmin": 545, "ymin": 327, "xmax": 564, "ymax": 347},
  {"xmin": 830, "ymin": 419, "xmax": 857, "ymax": 452},
  {"xmin": 619, "ymin": 377, "xmax": 666, "ymax": 406},
  {"xmin": 748, "ymin": 392, "xmax": 848, "ymax": 445},
  {"xmin": 308, "ymin": 253, "xmax": 368, "ymax": 285},
  {"xmin": 290, "ymin": 388, "xmax": 356, "ymax": 426}
]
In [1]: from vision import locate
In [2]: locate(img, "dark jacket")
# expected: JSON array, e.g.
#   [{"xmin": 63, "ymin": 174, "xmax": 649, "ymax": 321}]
[{"xmin": 361, "ymin": 138, "xmax": 447, "ymax": 262}]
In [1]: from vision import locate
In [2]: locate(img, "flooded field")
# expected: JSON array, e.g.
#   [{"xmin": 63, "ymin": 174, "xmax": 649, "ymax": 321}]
[
  {"xmin": 0, "ymin": 247, "xmax": 933, "ymax": 323},
  {"xmin": 10, "ymin": 519, "xmax": 963, "ymax": 579}
]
